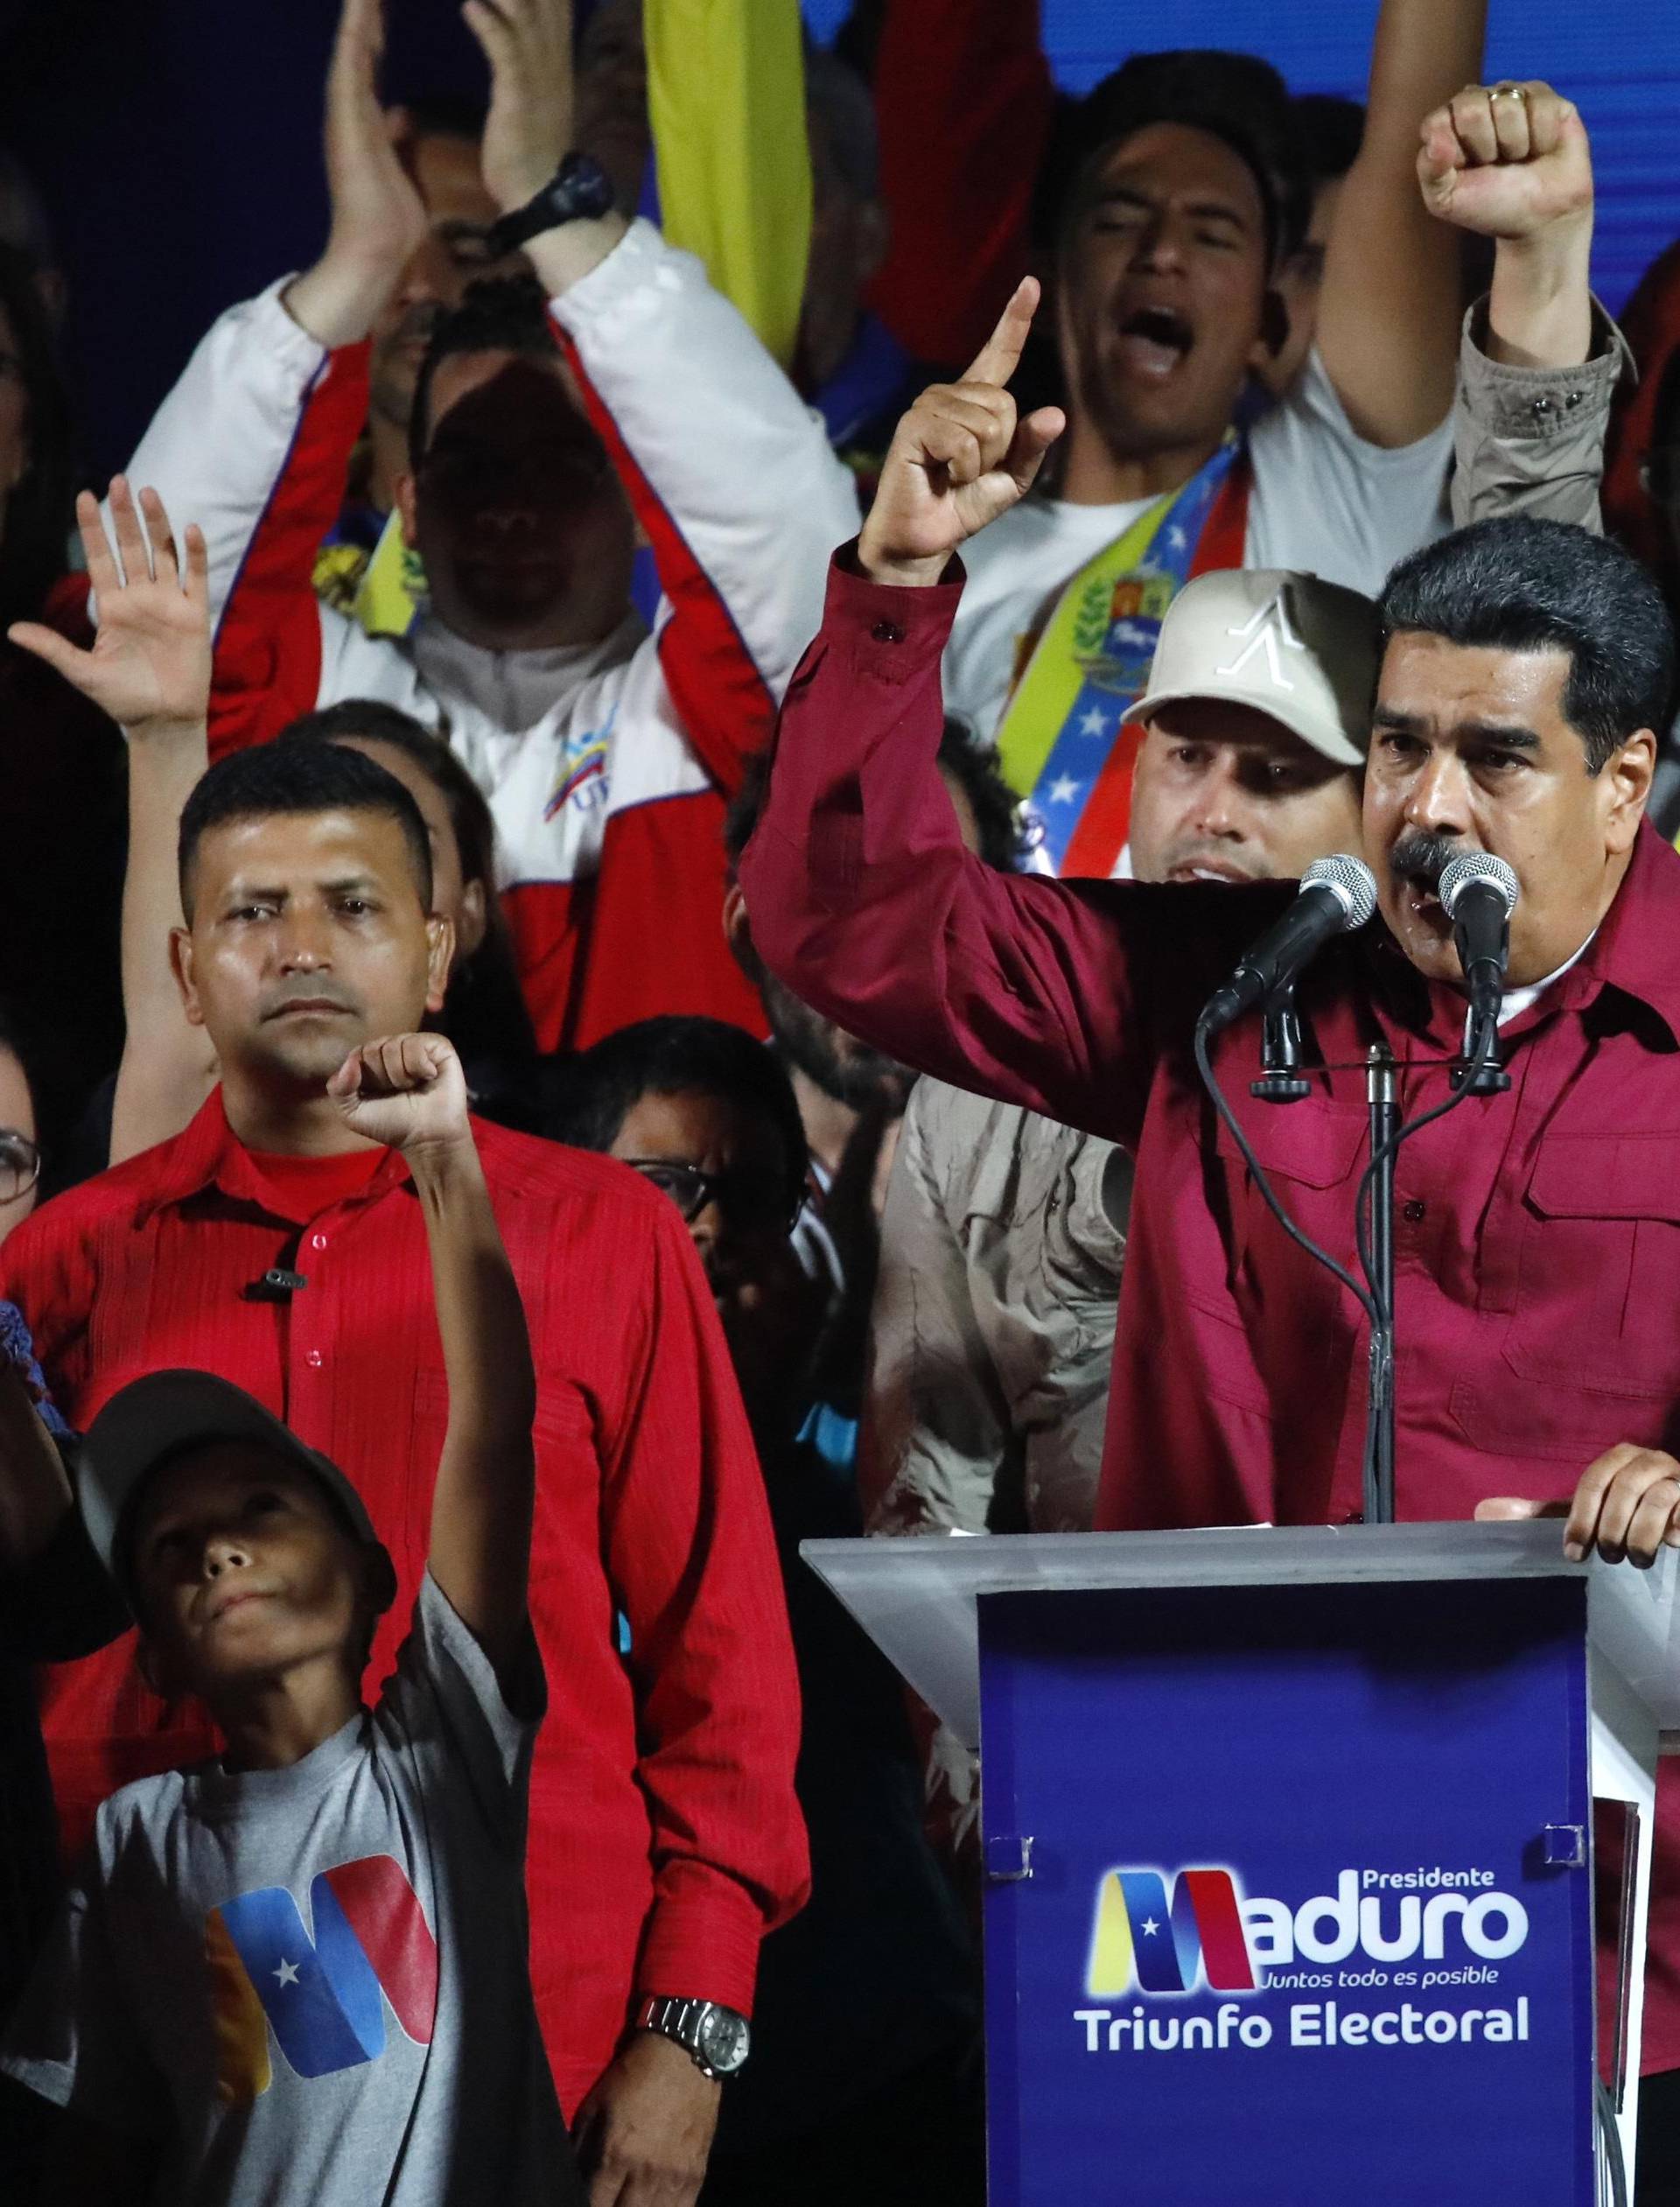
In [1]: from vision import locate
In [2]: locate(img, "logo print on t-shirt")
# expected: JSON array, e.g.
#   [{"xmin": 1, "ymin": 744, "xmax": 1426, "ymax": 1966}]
[{"xmin": 206, "ymin": 1854, "xmax": 438, "ymax": 2100}]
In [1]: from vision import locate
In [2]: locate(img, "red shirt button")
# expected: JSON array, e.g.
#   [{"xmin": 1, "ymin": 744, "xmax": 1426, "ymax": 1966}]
[
  {"xmin": 870, "ymin": 619, "xmax": 906, "ymax": 645},
  {"xmin": 304, "ymin": 1349, "xmax": 324, "ymax": 1369}
]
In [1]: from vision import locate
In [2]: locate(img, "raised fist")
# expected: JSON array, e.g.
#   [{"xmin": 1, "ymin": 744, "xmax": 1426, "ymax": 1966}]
[
  {"xmin": 1418, "ymin": 81, "xmax": 1592, "ymax": 243},
  {"xmin": 327, "ymin": 1033, "xmax": 472, "ymax": 1156}
]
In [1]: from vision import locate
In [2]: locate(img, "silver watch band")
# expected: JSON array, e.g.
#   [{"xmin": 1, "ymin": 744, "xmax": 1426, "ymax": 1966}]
[{"xmin": 636, "ymin": 1995, "xmax": 749, "ymax": 2079}]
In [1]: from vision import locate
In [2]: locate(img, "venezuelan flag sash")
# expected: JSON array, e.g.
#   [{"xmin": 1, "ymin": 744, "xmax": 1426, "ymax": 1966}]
[{"xmin": 997, "ymin": 440, "xmax": 1250, "ymax": 878}]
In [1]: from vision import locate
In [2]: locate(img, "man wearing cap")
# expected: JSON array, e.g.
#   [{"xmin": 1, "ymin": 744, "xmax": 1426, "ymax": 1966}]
[
  {"xmin": 867, "ymin": 562, "xmax": 1375, "ymax": 1527},
  {"xmin": 738, "ymin": 199, "xmax": 1680, "ymax": 2175},
  {"xmin": 863, "ymin": 569, "xmax": 1376, "ymax": 1868}
]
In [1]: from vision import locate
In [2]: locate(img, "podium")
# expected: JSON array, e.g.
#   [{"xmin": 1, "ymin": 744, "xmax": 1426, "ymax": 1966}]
[{"xmin": 802, "ymin": 1523, "xmax": 1680, "ymax": 2205}]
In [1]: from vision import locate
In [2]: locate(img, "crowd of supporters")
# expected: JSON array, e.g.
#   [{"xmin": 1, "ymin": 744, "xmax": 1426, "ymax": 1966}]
[{"xmin": 1, "ymin": 1, "xmax": 1677, "ymax": 2202}]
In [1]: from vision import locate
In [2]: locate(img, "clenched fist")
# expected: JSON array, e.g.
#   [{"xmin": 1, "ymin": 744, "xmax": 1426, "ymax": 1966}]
[
  {"xmin": 328, "ymin": 1033, "xmax": 472, "ymax": 1160},
  {"xmin": 1418, "ymin": 81, "xmax": 1592, "ymax": 243},
  {"xmin": 858, "ymin": 277, "xmax": 1066, "ymax": 589}
]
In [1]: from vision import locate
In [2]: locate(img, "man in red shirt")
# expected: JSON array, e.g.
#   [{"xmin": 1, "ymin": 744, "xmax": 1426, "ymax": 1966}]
[
  {"xmin": 734, "ymin": 279, "xmax": 1680, "ymax": 2148},
  {"xmin": 2, "ymin": 734, "xmax": 805, "ymax": 2204}
]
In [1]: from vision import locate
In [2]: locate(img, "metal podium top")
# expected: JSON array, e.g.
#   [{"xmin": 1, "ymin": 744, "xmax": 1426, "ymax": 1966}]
[{"xmin": 801, "ymin": 1521, "xmax": 1680, "ymax": 1750}]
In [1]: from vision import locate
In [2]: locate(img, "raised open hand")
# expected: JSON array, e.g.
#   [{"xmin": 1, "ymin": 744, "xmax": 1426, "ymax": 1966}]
[
  {"xmin": 857, "ymin": 278, "xmax": 1066, "ymax": 589},
  {"xmin": 324, "ymin": 0, "xmax": 429, "ymax": 275},
  {"xmin": 463, "ymin": 0, "xmax": 576, "ymax": 214},
  {"xmin": 1418, "ymin": 82, "xmax": 1592, "ymax": 243},
  {"xmin": 9, "ymin": 479, "xmax": 210, "ymax": 734},
  {"xmin": 285, "ymin": 0, "xmax": 430, "ymax": 347},
  {"xmin": 327, "ymin": 1033, "xmax": 472, "ymax": 1157}
]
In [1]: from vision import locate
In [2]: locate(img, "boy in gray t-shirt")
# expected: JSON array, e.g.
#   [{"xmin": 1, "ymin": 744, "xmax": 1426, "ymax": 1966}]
[{"xmin": 0, "ymin": 1033, "xmax": 582, "ymax": 2206}]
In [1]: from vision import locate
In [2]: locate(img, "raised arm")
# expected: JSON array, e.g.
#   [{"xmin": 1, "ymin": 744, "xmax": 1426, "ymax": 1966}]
[
  {"xmin": 1315, "ymin": 0, "xmax": 1488, "ymax": 446},
  {"xmin": 1420, "ymin": 81, "xmax": 1627, "ymax": 533},
  {"xmin": 10, "ymin": 480, "xmax": 219, "ymax": 1162},
  {"xmin": 465, "ymin": 0, "xmax": 859, "ymax": 791},
  {"xmin": 119, "ymin": 0, "xmax": 433, "ymax": 760},
  {"xmin": 1421, "ymin": 81, "xmax": 1593, "ymax": 368},
  {"xmin": 742, "ymin": 285, "xmax": 1268, "ymax": 1145},
  {"xmin": 327, "ymin": 1034, "xmax": 536, "ymax": 1688},
  {"xmin": 868, "ymin": 0, "xmax": 1054, "ymax": 368}
]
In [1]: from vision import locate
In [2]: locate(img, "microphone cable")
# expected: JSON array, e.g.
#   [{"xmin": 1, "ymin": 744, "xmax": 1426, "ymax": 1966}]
[
  {"xmin": 1351, "ymin": 1050, "xmax": 1483, "ymax": 1324},
  {"xmin": 1193, "ymin": 1012, "xmax": 1379, "ymax": 1334}
]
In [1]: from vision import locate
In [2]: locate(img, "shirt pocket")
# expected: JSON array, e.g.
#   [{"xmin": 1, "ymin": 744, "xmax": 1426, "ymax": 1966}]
[
  {"xmin": 1452, "ymin": 1132, "xmax": 1680, "ymax": 1463},
  {"xmin": 1504, "ymin": 1134, "xmax": 1680, "ymax": 1394},
  {"xmin": 1210, "ymin": 1098, "xmax": 1368, "ymax": 1290},
  {"xmin": 410, "ymin": 1370, "xmax": 599, "ymax": 1579},
  {"xmin": 1194, "ymin": 1103, "xmax": 1368, "ymax": 1419}
]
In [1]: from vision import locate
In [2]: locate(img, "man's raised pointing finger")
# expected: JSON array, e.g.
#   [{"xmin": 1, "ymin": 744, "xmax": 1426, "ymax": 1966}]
[{"xmin": 962, "ymin": 275, "xmax": 1041, "ymax": 390}]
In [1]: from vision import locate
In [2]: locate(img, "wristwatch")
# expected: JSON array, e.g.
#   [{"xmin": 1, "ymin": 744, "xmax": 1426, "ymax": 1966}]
[
  {"xmin": 486, "ymin": 153, "xmax": 616, "ymax": 257},
  {"xmin": 636, "ymin": 1995, "xmax": 751, "ymax": 2081}
]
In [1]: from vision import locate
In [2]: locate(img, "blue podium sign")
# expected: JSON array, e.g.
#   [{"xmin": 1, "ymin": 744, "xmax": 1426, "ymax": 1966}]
[{"xmin": 980, "ymin": 1577, "xmax": 1594, "ymax": 2204}]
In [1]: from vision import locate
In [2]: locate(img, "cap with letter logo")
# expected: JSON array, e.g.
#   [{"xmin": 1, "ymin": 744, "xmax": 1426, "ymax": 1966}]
[{"xmin": 1120, "ymin": 567, "xmax": 1380, "ymax": 769}]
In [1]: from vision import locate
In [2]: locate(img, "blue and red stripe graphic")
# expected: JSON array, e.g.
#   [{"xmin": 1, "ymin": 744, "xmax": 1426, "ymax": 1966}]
[
  {"xmin": 207, "ymin": 1853, "xmax": 438, "ymax": 2097},
  {"xmin": 1086, "ymin": 1867, "xmax": 1256, "ymax": 1997}
]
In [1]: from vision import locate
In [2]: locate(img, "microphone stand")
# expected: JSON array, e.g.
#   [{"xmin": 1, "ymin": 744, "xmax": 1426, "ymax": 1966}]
[
  {"xmin": 1250, "ymin": 985, "xmax": 1311, "ymax": 1104},
  {"xmin": 1362, "ymin": 1043, "xmax": 1399, "ymax": 1526},
  {"xmin": 1222, "ymin": 900, "xmax": 1514, "ymax": 1535}
]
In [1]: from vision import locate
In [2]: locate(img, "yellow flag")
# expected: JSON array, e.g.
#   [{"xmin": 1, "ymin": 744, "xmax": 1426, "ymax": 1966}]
[{"xmin": 645, "ymin": 0, "xmax": 812, "ymax": 372}]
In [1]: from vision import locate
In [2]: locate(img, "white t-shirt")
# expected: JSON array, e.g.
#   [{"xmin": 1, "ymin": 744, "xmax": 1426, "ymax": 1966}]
[{"xmin": 944, "ymin": 350, "xmax": 1454, "ymax": 745}]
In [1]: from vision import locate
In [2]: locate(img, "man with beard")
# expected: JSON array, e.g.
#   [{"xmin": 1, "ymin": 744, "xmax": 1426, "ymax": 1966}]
[
  {"xmin": 120, "ymin": 0, "xmax": 858, "ymax": 1054},
  {"xmin": 858, "ymin": 69, "xmax": 1619, "ymax": 1569}
]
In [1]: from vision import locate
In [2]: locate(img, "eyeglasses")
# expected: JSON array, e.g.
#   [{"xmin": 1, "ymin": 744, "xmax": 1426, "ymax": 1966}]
[
  {"xmin": 623, "ymin": 1158, "xmax": 799, "ymax": 1233},
  {"xmin": 0, "ymin": 1128, "xmax": 41, "ymax": 1204}
]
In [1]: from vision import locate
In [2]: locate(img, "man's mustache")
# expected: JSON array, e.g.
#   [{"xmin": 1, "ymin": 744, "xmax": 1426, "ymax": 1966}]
[
  {"xmin": 1389, "ymin": 831, "xmax": 1465, "ymax": 888},
  {"xmin": 260, "ymin": 988, "xmax": 360, "ymax": 1020}
]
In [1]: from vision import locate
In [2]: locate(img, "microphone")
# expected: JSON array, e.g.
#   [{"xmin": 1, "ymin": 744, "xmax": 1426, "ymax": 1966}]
[
  {"xmin": 1438, "ymin": 851, "xmax": 1519, "ymax": 1028},
  {"xmin": 1199, "ymin": 854, "xmax": 1378, "ymax": 1037},
  {"xmin": 243, "ymin": 1268, "xmax": 309, "ymax": 1303}
]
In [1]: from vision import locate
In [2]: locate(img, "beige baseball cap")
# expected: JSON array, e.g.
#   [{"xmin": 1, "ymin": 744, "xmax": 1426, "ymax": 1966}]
[{"xmin": 1118, "ymin": 568, "xmax": 1380, "ymax": 769}]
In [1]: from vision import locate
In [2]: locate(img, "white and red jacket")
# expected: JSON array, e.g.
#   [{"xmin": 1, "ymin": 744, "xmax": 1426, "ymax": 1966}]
[{"xmin": 123, "ymin": 220, "xmax": 861, "ymax": 1050}]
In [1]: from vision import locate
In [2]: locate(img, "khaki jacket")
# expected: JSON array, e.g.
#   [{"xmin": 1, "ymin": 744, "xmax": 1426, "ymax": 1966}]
[{"xmin": 1452, "ymin": 296, "xmax": 1632, "ymax": 531}]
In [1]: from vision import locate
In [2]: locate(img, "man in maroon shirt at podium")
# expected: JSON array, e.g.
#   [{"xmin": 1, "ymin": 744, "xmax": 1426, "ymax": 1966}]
[{"xmin": 737, "ymin": 277, "xmax": 1680, "ymax": 2180}]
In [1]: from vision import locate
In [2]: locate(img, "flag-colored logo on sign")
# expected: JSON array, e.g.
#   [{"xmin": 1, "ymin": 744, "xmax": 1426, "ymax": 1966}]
[
  {"xmin": 207, "ymin": 1853, "xmax": 438, "ymax": 2100},
  {"xmin": 1086, "ymin": 1868, "xmax": 1256, "ymax": 1997}
]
